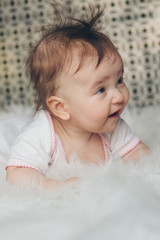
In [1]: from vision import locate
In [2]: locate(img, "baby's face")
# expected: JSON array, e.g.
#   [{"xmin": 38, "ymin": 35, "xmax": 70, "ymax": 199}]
[{"xmin": 57, "ymin": 52, "xmax": 130, "ymax": 134}]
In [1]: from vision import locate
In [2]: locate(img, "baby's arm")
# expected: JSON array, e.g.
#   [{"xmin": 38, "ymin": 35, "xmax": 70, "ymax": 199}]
[
  {"xmin": 6, "ymin": 167, "xmax": 78, "ymax": 190},
  {"xmin": 122, "ymin": 141, "xmax": 150, "ymax": 162},
  {"xmin": 6, "ymin": 167, "xmax": 59, "ymax": 189}
]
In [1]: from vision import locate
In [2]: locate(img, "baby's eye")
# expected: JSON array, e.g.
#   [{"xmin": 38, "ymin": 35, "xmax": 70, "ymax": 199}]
[
  {"xmin": 117, "ymin": 77, "xmax": 124, "ymax": 85},
  {"xmin": 96, "ymin": 87, "xmax": 105, "ymax": 94}
]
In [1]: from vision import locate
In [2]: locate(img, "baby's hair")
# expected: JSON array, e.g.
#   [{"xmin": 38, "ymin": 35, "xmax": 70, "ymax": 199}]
[{"xmin": 26, "ymin": 3, "xmax": 118, "ymax": 112}]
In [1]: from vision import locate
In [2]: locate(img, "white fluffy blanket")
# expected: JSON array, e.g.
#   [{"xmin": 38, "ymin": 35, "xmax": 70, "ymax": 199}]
[{"xmin": 0, "ymin": 105, "xmax": 160, "ymax": 240}]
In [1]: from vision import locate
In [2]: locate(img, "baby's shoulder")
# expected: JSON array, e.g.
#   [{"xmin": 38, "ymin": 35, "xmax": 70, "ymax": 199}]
[
  {"xmin": 7, "ymin": 109, "xmax": 56, "ymax": 173},
  {"xmin": 16, "ymin": 109, "xmax": 55, "ymax": 153},
  {"xmin": 26, "ymin": 109, "xmax": 51, "ymax": 132}
]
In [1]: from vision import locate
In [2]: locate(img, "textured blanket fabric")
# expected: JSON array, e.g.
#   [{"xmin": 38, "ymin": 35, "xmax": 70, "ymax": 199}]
[{"xmin": 0, "ymin": 105, "xmax": 160, "ymax": 240}]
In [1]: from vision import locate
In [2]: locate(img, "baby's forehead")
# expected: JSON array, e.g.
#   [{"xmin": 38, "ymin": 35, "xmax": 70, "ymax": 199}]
[
  {"xmin": 56, "ymin": 44, "xmax": 122, "ymax": 94},
  {"xmin": 63, "ymin": 42, "xmax": 119, "ymax": 76},
  {"xmin": 66, "ymin": 49, "xmax": 98, "ymax": 75}
]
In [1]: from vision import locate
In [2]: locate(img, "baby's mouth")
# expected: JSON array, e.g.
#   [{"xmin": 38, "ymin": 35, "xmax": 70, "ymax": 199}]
[{"xmin": 108, "ymin": 111, "xmax": 119, "ymax": 118}]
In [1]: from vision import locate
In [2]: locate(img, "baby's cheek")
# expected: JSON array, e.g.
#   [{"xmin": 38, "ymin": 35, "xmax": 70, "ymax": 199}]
[
  {"xmin": 127, "ymin": 90, "xmax": 130, "ymax": 103},
  {"xmin": 124, "ymin": 87, "xmax": 130, "ymax": 104}
]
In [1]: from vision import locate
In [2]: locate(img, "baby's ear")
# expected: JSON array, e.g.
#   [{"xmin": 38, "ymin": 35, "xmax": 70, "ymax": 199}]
[{"xmin": 46, "ymin": 96, "xmax": 70, "ymax": 120}]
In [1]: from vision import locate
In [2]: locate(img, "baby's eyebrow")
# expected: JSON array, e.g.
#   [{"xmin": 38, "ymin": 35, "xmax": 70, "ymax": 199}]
[
  {"xmin": 91, "ymin": 77, "xmax": 109, "ymax": 89},
  {"xmin": 91, "ymin": 67, "xmax": 124, "ymax": 89}
]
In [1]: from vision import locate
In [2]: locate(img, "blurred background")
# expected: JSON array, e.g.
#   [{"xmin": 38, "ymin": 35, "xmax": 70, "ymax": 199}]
[{"xmin": 0, "ymin": 0, "xmax": 160, "ymax": 111}]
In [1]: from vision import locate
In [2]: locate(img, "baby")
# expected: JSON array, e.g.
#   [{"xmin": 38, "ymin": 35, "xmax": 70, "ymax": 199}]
[{"xmin": 6, "ymin": 5, "xmax": 149, "ymax": 189}]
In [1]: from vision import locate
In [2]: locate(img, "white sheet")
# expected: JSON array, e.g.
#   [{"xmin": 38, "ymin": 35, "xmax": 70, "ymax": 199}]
[{"xmin": 0, "ymin": 105, "xmax": 160, "ymax": 240}]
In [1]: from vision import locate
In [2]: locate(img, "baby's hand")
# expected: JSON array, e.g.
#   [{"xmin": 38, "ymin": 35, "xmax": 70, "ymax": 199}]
[
  {"xmin": 45, "ymin": 177, "xmax": 80, "ymax": 190},
  {"xmin": 64, "ymin": 177, "xmax": 80, "ymax": 183},
  {"xmin": 62, "ymin": 177, "xmax": 80, "ymax": 190}
]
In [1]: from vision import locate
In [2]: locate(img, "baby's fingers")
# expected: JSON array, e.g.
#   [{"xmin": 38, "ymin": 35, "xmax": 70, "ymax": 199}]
[{"xmin": 65, "ymin": 177, "xmax": 80, "ymax": 183}]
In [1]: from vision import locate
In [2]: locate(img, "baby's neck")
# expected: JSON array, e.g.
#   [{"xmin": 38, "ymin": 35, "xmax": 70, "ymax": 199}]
[
  {"xmin": 53, "ymin": 118, "xmax": 94, "ymax": 144},
  {"xmin": 52, "ymin": 118, "xmax": 105, "ymax": 163}
]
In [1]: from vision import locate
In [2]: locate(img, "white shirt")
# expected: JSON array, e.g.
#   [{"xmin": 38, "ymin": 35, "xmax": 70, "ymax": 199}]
[{"xmin": 6, "ymin": 110, "xmax": 140, "ymax": 174}]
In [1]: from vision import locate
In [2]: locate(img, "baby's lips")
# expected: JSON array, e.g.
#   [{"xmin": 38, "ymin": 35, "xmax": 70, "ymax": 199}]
[{"xmin": 108, "ymin": 111, "xmax": 119, "ymax": 118}]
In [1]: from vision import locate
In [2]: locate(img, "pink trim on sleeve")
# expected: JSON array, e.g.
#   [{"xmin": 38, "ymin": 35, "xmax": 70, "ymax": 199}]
[
  {"xmin": 5, "ymin": 165, "xmax": 40, "ymax": 172},
  {"xmin": 5, "ymin": 159, "xmax": 41, "ymax": 172},
  {"xmin": 120, "ymin": 136, "xmax": 141, "ymax": 157}
]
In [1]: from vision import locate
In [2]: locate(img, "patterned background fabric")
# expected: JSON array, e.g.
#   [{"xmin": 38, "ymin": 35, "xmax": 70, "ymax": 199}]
[{"xmin": 0, "ymin": 0, "xmax": 160, "ymax": 110}]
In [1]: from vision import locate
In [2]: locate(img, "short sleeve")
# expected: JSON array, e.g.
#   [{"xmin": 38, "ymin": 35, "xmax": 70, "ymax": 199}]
[
  {"xmin": 5, "ymin": 110, "xmax": 55, "ymax": 174},
  {"xmin": 103, "ymin": 118, "xmax": 140, "ymax": 158}
]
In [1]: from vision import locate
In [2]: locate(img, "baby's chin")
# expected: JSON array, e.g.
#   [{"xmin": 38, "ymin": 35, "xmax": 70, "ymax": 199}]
[
  {"xmin": 104, "ymin": 119, "xmax": 120, "ymax": 133},
  {"xmin": 96, "ymin": 124, "xmax": 118, "ymax": 134}
]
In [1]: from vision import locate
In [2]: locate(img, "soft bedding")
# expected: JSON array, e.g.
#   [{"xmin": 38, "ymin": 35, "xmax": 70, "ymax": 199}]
[{"xmin": 0, "ymin": 105, "xmax": 160, "ymax": 240}]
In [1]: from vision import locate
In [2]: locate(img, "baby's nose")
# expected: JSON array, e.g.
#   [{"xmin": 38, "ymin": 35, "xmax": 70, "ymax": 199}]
[{"xmin": 111, "ymin": 89, "xmax": 124, "ymax": 104}]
